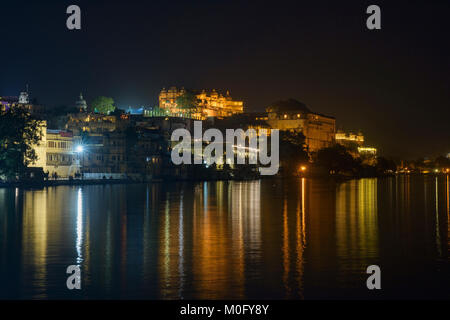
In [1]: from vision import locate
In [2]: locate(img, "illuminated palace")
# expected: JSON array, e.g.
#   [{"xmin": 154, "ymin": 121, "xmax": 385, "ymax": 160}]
[
  {"xmin": 263, "ymin": 99, "xmax": 336, "ymax": 153},
  {"xmin": 335, "ymin": 130, "xmax": 364, "ymax": 147},
  {"xmin": 30, "ymin": 121, "xmax": 79, "ymax": 178},
  {"xmin": 335, "ymin": 129, "xmax": 377, "ymax": 164},
  {"xmin": 159, "ymin": 87, "xmax": 244, "ymax": 119}
]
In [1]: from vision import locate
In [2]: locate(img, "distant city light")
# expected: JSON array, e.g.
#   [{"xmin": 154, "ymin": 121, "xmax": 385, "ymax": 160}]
[
  {"xmin": 75, "ymin": 145, "xmax": 84, "ymax": 153},
  {"xmin": 300, "ymin": 165, "xmax": 307, "ymax": 172}
]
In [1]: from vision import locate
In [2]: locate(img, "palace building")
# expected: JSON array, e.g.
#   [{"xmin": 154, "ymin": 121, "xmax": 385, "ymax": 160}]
[
  {"xmin": 159, "ymin": 87, "xmax": 244, "ymax": 119},
  {"xmin": 264, "ymin": 99, "xmax": 336, "ymax": 153},
  {"xmin": 1, "ymin": 90, "xmax": 31, "ymax": 112},
  {"xmin": 66, "ymin": 112, "xmax": 123, "ymax": 135},
  {"xmin": 335, "ymin": 129, "xmax": 377, "ymax": 164},
  {"xmin": 335, "ymin": 130, "xmax": 364, "ymax": 148},
  {"xmin": 30, "ymin": 121, "xmax": 79, "ymax": 178},
  {"xmin": 0, "ymin": 87, "xmax": 45, "ymax": 115}
]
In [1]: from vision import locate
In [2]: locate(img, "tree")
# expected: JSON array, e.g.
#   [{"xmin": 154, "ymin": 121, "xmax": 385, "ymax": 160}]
[
  {"xmin": 279, "ymin": 130, "xmax": 309, "ymax": 175},
  {"xmin": 0, "ymin": 106, "xmax": 43, "ymax": 180},
  {"xmin": 376, "ymin": 156, "xmax": 397, "ymax": 173},
  {"xmin": 90, "ymin": 96, "xmax": 115, "ymax": 114},
  {"xmin": 435, "ymin": 156, "xmax": 450, "ymax": 169},
  {"xmin": 175, "ymin": 91, "xmax": 199, "ymax": 115},
  {"xmin": 111, "ymin": 108, "xmax": 125, "ymax": 117},
  {"xmin": 316, "ymin": 144, "xmax": 360, "ymax": 175}
]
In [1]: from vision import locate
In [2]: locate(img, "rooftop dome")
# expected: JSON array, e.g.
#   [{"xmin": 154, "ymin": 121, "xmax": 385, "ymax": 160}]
[
  {"xmin": 76, "ymin": 92, "xmax": 87, "ymax": 111},
  {"xmin": 266, "ymin": 99, "xmax": 310, "ymax": 114}
]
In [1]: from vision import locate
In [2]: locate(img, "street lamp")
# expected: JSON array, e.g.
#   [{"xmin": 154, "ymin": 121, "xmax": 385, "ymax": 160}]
[
  {"xmin": 298, "ymin": 165, "xmax": 307, "ymax": 176},
  {"xmin": 75, "ymin": 145, "xmax": 84, "ymax": 179}
]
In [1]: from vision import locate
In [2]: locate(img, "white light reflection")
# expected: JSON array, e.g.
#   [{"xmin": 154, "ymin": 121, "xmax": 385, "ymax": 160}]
[
  {"xmin": 15, "ymin": 187, "xmax": 19, "ymax": 208},
  {"xmin": 76, "ymin": 187, "xmax": 83, "ymax": 264}
]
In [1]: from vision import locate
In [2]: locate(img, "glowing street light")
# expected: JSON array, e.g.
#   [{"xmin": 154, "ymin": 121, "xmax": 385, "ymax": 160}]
[
  {"xmin": 75, "ymin": 145, "xmax": 84, "ymax": 153},
  {"xmin": 75, "ymin": 145, "xmax": 85, "ymax": 180}
]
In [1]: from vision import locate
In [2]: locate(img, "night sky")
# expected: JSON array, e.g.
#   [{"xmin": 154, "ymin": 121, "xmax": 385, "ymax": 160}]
[{"xmin": 1, "ymin": 0, "xmax": 449, "ymax": 159}]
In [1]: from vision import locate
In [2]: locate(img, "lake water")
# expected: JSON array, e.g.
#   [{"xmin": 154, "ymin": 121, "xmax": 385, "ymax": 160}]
[{"xmin": 0, "ymin": 176, "xmax": 449, "ymax": 299}]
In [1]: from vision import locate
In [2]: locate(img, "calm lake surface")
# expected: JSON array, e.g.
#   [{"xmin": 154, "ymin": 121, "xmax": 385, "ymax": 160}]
[{"xmin": 1, "ymin": 176, "xmax": 449, "ymax": 299}]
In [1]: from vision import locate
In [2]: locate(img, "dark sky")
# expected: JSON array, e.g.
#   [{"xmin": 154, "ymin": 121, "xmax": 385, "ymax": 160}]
[{"xmin": 1, "ymin": 0, "xmax": 449, "ymax": 159}]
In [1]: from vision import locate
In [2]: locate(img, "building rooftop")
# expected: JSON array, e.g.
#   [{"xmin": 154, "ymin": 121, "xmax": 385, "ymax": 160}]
[{"xmin": 266, "ymin": 99, "xmax": 311, "ymax": 114}]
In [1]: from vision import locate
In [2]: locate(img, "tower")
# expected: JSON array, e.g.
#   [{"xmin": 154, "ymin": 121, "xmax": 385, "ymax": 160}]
[
  {"xmin": 76, "ymin": 92, "xmax": 88, "ymax": 111},
  {"xmin": 18, "ymin": 84, "xmax": 29, "ymax": 104}
]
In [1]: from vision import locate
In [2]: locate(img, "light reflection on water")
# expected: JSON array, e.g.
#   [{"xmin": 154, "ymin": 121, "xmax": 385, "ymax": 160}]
[{"xmin": 0, "ymin": 176, "xmax": 449, "ymax": 299}]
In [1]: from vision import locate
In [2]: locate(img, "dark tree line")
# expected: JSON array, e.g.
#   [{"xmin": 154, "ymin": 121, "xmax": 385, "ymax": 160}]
[
  {"xmin": 0, "ymin": 106, "xmax": 43, "ymax": 181},
  {"xmin": 316, "ymin": 144, "xmax": 396, "ymax": 176}
]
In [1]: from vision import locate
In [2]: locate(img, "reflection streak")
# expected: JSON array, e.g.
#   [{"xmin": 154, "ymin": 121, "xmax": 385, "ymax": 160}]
[{"xmin": 76, "ymin": 188, "xmax": 83, "ymax": 264}]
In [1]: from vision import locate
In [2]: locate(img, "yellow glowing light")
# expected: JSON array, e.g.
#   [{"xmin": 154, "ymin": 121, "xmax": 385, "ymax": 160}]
[
  {"xmin": 300, "ymin": 166, "xmax": 307, "ymax": 172},
  {"xmin": 358, "ymin": 147, "xmax": 377, "ymax": 154},
  {"xmin": 283, "ymin": 114, "xmax": 288, "ymax": 119}
]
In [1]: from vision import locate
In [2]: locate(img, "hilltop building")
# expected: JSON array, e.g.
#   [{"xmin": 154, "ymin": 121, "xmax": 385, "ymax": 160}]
[
  {"xmin": 0, "ymin": 86, "xmax": 44, "ymax": 115},
  {"xmin": 264, "ymin": 99, "xmax": 336, "ymax": 153},
  {"xmin": 1, "ymin": 89, "xmax": 31, "ymax": 112},
  {"xmin": 159, "ymin": 87, "xmax": 244, "ymax": 119},
  {"xmin": 335, "ymin": 130, "xmax": 364, "ymax": 148},
  {"xmin": 336, "ymin": 129, "xmax": 377, "ymax": 164},
  {"xmin": 66, "ymin": 113, "xmax": 124, "ymax": 135}
]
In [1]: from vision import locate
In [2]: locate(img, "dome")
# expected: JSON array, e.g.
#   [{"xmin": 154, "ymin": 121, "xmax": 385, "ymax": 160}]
[
  {"xmin": 266, "ymin": 99, "xmax": 310, "ymax": 114},
  {"xmin": 76, "ymin": 93, "xmax": 87, "ymax": 111}
]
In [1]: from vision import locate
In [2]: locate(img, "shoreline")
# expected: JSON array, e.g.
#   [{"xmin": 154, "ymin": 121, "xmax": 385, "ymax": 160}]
[{"xmin": 2, "ymin": 172, "xmax": 443, "ymax": 189}]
